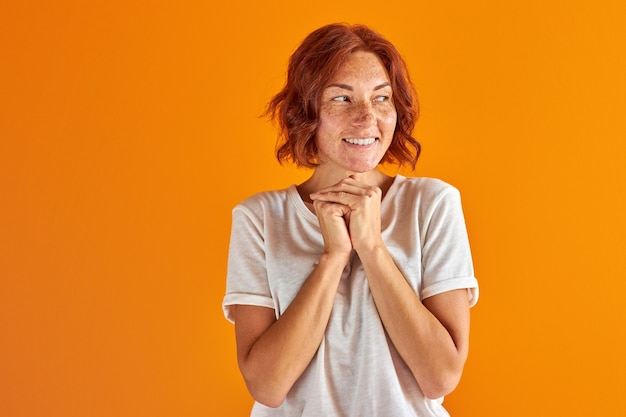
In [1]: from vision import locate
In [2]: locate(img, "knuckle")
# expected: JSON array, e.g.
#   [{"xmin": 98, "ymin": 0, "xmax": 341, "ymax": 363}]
[{"xmin": 364, "ymin": 188, "xmax": 378, "ymax": 198}]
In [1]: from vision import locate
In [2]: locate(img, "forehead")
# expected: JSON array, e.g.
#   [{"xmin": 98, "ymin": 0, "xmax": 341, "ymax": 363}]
[{"xmin": 329, "ymin": 51, "xmax": 390, "ymax": 84}]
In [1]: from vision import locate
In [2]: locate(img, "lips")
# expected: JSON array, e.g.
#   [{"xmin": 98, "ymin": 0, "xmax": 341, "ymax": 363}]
[{"xmin": 342, "ymin": 137, "xmax": 377, "ymax": 146}]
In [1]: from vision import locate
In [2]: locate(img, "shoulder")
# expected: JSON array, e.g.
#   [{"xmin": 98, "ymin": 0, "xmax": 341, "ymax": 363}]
[
  {"xmin": 233, "ymin": 187, "xmax": 294, "ymax": 218},
  {"xmin": 394, "ymin": 176, "xmax": 460, "ymax": 204}
]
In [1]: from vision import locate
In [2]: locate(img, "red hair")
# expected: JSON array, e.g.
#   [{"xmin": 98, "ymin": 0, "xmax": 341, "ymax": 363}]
[{"xmin": 265, "ymin": 23, "xmax": 421, "ymax": 169}]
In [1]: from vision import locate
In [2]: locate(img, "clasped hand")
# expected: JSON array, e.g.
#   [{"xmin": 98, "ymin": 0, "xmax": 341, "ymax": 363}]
[{"xmin": 310, "ymin": 176, "xmax": 383, "ymax": 258}]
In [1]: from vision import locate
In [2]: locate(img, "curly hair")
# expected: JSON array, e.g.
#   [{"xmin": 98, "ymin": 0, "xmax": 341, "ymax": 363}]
[{"xmin": 265, "ymin": 23, "xmax": 421, "ymax": 169}]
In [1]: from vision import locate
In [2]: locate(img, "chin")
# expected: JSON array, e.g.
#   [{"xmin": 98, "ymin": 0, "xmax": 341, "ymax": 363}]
[
  {"xmin": 318, "ymin": 156, "xmax": 382, "ymax": 174},
  {"xmin": 346, "ymin": 159, "xmax": 384, "ymax": 173},
  {"xmin": 342, "ymin": 165, "xmax": 379, "ymax": 175}
]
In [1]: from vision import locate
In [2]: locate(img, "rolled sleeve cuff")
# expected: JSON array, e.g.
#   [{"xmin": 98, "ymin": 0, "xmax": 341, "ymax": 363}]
[
  {"xmin": 421, "ymin": 276, "xmax": 479, "ymax": 307},
  {"xmin": 222, "ymin": 293, "xmax": 276, "ymax": 323}
]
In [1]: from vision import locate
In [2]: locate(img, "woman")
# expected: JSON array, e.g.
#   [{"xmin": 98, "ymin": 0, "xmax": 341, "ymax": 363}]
[{"xmin": 223, "ymin": 23, "xmax": 479, "ymax": 416}]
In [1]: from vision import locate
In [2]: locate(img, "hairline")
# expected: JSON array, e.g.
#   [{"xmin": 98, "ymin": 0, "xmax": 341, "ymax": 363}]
[{"xmin": 324, "ymin": 82, "xmax": 392, "ymax": 92}]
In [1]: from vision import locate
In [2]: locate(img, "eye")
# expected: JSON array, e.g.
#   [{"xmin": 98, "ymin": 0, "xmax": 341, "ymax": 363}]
[
  {"xmin": 332, "ymin": 96, "xmax": 350, "ymax": 102},
  {"xmin": 374, "ymin": 95, "xmax": 390, "ymax": 102}
]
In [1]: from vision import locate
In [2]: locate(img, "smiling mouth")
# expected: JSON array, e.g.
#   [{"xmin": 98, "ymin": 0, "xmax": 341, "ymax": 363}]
[{"xmin": 343, "ymin": 137, "xmax": 377, "ymax": 146}]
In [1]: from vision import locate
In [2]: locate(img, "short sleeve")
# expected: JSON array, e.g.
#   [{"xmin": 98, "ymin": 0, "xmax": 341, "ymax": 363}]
[
  {"xmin": 420, "ymin": 186, "xmax": 479, "ymax": 307},
  {"xmin": 222, "ymin": 204, "xmax": 275, "ymax": 323}
]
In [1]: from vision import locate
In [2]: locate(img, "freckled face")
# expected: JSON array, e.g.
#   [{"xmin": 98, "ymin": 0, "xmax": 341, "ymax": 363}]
[{"xmin": 315, "ymin": 51, "xmax": 397, "ymax": 174}]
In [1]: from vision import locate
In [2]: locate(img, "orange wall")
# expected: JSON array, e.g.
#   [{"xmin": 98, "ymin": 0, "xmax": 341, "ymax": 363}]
[{"xmin": 1, "ymin": 1, "xmax": 625, "ymax": 416}]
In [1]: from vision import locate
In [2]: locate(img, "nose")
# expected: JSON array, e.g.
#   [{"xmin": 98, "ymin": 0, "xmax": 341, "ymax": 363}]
[{"xmin": 352, "ymin": 101, "xmax": 375, "ymax": 125}]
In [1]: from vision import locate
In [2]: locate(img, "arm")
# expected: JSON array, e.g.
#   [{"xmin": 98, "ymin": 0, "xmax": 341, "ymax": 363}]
[
  {"xmin": 310, "ymin": 177, "xmax": 472, "ymax": 399},
  {"xmin": 359, "ymin": 246, "xmax": 470, "ymax": 399},
  {"xmin": 232, "ymin": 197, "xmax": 352, "ymax": 408}
]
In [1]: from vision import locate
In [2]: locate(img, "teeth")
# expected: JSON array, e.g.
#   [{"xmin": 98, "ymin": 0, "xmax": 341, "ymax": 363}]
[{"xmin": 343, "ymin": 138, "xmax": 376, "ymax": 146}]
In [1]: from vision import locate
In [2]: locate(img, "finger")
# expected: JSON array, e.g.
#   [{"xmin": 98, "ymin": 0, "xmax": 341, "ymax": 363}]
[
  {"xmin": 310, "ymin": 176, "xmax": 366, "ymax": 193},
  {"xmin": 310, "ymin": 184, "xmax": 368, "ymax": 201},
  {"xmin": 313, "ymin": 200, "xmax": 351, "ymax": 217},
  {"xmin": 310, "ymin": 191, "xmax": 359, "ymax": 208},
  {"xmin": 311, "ymin": 186, "xmax": 381, "ymax": 207}
]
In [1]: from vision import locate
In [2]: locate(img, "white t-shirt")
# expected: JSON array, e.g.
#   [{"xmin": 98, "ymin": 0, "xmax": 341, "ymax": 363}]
[{"xmin": 223, "ymin": 175, "xmax": 479, "ymax": 417}]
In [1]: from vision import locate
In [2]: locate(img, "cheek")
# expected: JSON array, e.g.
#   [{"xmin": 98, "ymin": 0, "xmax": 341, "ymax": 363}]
[
  {"xmin": 316, "ymin": 113, "xmax": 338, "ymax": 140},
  {"xmin": 379, "ymin": 107, "xmax": 397, "ymax": 130},
  {"xmin": 317, "ymin": 106, "xmax": 337, "ymax": 128},
  {"xmin": 319, "ymin": 104, "xmax": 348, "ymax": 122},
  {"xmin": 314, "ymin": 113, "xmax": 339, "ymax": 152}
]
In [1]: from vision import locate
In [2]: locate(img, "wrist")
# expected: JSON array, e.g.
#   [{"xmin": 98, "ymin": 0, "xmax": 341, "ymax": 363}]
[
  {"xmin": 354, "ymin": 239, "xmax": 386, "ymax": 258},
  {"xmin": 319, "ymin": 251, "xmax": 351, "ymax": 269}
]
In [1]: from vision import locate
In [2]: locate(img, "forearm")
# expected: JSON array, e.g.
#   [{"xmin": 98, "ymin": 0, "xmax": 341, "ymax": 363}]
[
  {"xmin": 359, "ymin": 245, "xmax": 468, "ymax": 399},
  {"xmin": 239, "ymin": 253, "xmax": 346, "ymax": 407}
]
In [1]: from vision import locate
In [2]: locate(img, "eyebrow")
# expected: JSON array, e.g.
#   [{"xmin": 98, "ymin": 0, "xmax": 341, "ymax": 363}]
[{"xmin": 326, "ymin": 82, "xmax": 391, "ymax": 91}]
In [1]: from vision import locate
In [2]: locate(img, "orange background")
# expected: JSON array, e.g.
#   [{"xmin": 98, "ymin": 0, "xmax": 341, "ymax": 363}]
[{"xmin": 1, "ymin": 1, "xmax": 625, "ymax": 416}]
